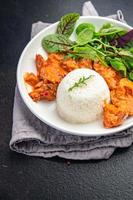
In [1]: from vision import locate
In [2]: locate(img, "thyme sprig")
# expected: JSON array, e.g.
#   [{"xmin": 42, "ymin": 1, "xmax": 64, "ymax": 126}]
[{"xmin": 68, "ymin": 75, "xmax": 94, "ymax": 92}]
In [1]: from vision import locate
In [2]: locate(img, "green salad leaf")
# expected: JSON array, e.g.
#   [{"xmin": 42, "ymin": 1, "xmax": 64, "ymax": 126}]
[
  {"xmin": 129, "ymin": 71, "xmax": 133, "ymax": 81},
  {"xmin": 123, "ymin": 57, "xmax": 133, "ymax": 70},
  {"xmin": 64, "ymin": 53, "xmax": 79, "ymax": 60},
  {"xmin": 98, "ymin": 23, "xmax": 127, "ymax": 43},
  {"xmin": 42, "ymin": 34, "xmax": 74, "ymax": 53},
  {"xmin": 73, "ymin": 46, "xmax": 97, "ymax": 60},
  {"xmin": 99, "ymin": 26, "xmax": 125, "ymax": 36},
  {"xmin": 118, "ymin": 49, "xmax": 133, "ymax": 58},
  {"xmin": 76, "ymin": 28, "xmax": 94, "ymax": 45},
  {"xmin": 99, "ymin": 23, "xmax": 112, "ymax": 32},
  {"xmin": 56, "ymin": 13, "xmax": 80, "ymax": 37},
  {"xmin": 130, "ymin": 47, "xmax": 133, "ymax": 53},
  {"xmin": 76, "ymin": 23, "xmax": 95, "ymax": 35},
  {"xmin": 107, "ymin": 57, "xmax": 127, "ymax": 77},
  {"xmin": 125, "ymin": 40, "xmax": 133, "ymax": 49},
  {"xmin": 41, "ymin": 13, "xmax": 133, "ymax": 81},
  {"xmin": 124, "ymin": 40, "xmax": 133, "ymax": 54}
]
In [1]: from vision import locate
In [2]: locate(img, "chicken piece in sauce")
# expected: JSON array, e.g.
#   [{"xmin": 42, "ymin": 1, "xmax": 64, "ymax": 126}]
[
  {"xmin": 103, "ymin": 78, "xmax": 133, "ymax": 128},
  {"xmin": 25, "ymin": 53, "xmax": 92, "ymax": 102},
  {"xmin": 29, "ymin": 82, "xmax": 58, "ymax": 102},
  {"xmin": 61, "ymin": 57, "xmax": 92, "ymax": 72},
  {"xmin": 103, "ymin": 104, "xmax": 127, "ymax": 128},
  {"xmin": 93, "ymin": 62, "xmax": 122, "ymax": 90}
]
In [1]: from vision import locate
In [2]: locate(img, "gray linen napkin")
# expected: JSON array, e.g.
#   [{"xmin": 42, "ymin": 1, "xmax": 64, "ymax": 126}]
[{"xmin": 10, "ymin": 1, "xmax": 133, "ymax": 160}]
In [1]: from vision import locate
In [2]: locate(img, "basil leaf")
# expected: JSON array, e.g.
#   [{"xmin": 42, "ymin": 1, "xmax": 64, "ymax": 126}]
[
  {"xmin": 42, "ymin": 34, "xmax": 74, "ymax": 53},
  {"xmin": 108, "ymin": 57, "xmax": 127, "ymax": 77},
  {"xmin": 56, "ymin": 13, "xmax": 80, "ymax": 37},
  {"xmin": 77, "ymin": 28, "xmax": 94, "ymax": 45},
  {"xmin": 76, "ymin": 23, "xmax": 95, "ymax": 35}
]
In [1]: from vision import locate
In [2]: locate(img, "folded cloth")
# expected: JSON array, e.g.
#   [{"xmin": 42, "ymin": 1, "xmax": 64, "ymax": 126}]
[{"xmin": 10, "ymin": 1, "xmax": 133, "ymax": 160}]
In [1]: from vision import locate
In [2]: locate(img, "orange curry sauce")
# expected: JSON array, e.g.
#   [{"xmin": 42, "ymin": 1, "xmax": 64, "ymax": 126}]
[{"xmin": 24, "ymin": 53, "xmax": 133, "ymax": 128}]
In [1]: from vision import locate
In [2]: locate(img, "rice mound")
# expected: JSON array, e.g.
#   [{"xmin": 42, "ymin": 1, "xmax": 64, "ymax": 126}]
[{"xmin": 56, "ymin": 68, "xmax": 110, "ymax": 123}]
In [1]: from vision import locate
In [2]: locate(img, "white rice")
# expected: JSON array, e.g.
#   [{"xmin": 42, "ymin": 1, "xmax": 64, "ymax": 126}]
[{"xmin": 56, "ymin": 68, "xmax": 110, "ymax": 123}]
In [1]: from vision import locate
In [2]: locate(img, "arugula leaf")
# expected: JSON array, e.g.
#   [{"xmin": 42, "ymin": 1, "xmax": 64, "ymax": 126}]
[
  {"xmin": 56, "ymin": 13, "xmax": 80, "ymax": 37},
  {"xmin": 76, "ymin": 28, "xmax": 94, "ymax": 45},
  {"xmin": 107, "ymin": 57, "xmax": 127, "ymax": 77},
  {"xmin": 76, "ymin": 23, "xmax": 95, "ymax": 35},
  {"xmin": 42, "ymin": 34, "xmax": 74, "ymax": 53}
]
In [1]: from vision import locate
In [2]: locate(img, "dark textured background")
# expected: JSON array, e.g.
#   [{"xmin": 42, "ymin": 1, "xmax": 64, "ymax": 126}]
[{"xmin": 0, "ymin": 0, "xmax": 133, "ymax": 199}]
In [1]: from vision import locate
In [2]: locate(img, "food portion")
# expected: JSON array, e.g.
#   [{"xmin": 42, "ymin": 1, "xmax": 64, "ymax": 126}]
[
  {"xmin": 93, "ymin": 62, "xmax": 122, "ymax": 90},
  {"xmin": 24, "ymin": 12, "xmax": 133, "ymax": 128},
  {"xmin": 103, "ymin": 78, "xmax": 133, "ymax": 127},
  {"xmin": 24, "ymin": 53, "xmax": 92, "ymax": 102},
  {"xmin": 42, "ymin": 13, "xmax": 133, "ymax": 81},
  {"xmin": 56, "ymin": 69, "xmax": 110, "ymax": 123}
]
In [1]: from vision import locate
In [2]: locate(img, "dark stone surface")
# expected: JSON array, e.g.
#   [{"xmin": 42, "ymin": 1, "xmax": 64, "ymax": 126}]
[{"xmin": 0, "ymin": 0, "xmax": 133, "ymax": 199}]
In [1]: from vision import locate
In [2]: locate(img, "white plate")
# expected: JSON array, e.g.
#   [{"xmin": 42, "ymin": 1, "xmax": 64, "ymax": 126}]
[{"xmin": 17, "ymin": 16, "xmax": 133, "ymax": 136}]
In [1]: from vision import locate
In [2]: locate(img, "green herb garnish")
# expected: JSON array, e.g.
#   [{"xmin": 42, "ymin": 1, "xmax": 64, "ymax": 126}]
[{"xmin": 68, "ymin": 75, "xmax": 94, "ymax": 92}]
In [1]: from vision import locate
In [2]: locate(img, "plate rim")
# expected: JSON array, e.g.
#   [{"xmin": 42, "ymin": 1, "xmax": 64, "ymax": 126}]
[{"xmin": 17, "ymin": 16, "xmax": 133, "ymax": 136}]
